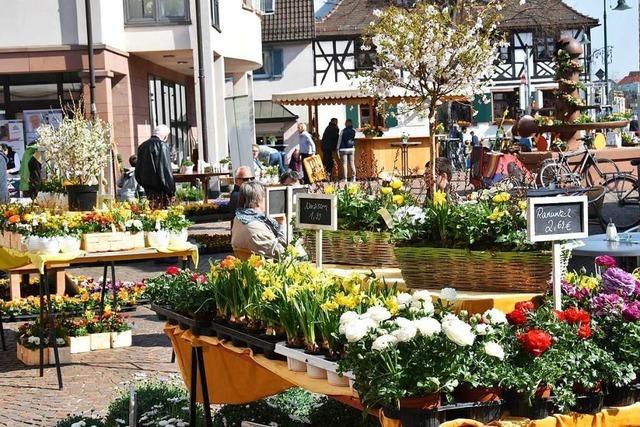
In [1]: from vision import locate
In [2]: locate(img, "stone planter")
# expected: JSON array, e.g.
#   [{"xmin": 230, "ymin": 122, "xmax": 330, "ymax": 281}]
[
  {"xmin": 69, "ymin": 335, "xmax": 91, "ymax": 354},
  {"xmin": 110, "ymin": 330, "xmax": 132, "ymax": 348},
  {"xmin": 90, "ymin": 332, "xmax": 111, "ymax": 350}
]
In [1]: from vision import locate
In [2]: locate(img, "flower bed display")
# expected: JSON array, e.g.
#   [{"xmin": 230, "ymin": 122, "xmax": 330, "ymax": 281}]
[{"xmin": 393, "ymin": 188, "xmax": 551, "ymax": 292}]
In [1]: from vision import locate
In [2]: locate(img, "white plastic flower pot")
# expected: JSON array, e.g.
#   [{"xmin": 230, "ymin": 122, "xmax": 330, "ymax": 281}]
[
  {"xmin": 58, "ymin": 236, "xmax": 81, "ymax": 253},
  {"xmin": 69, "ymin": 335, "xmax": 91, "ymax": 354},
  {"xmin": 146, "ymin": 230, "xmax": 169, "ymax": 249},
  {"xmin": 286, "ymin": 357, "xmax": 307, "ymax": 372},
  {"xmin": 26, "ymin": 236, "xmax": 60, "ymax": 254},
  {"xmin": 110, "ymin": 330, "xmax": 132, "ymax": 348},
  {"xmin": 168, "ymin": 229, "xmax": 189, "ymax": 247},
  {"xmin": 327, "ymin": 371, "xmax": 350, "ymax": 387},
  {"xmin": 90, "ymin": 332, "xmax": 111, "ymax": 350},
  {"xmin": 306, "ymin": 364, "xmax": 327, "ymax": 379},
  {"xmin": 48, "ymin": 346, "xmax": 71, "ymax": 364},
  {"xmin": 25, "ymin": 236, "xmax": 45, "ymax": 253}
]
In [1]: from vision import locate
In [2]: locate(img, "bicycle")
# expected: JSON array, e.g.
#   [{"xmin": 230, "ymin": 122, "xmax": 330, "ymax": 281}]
[
  {"xmin": 599, "ymin": 159, "xmax": 640, "ymax": 230},
  {"xmin": 537, "ymin": 137, "xmax": 620, "ymax": 189}
]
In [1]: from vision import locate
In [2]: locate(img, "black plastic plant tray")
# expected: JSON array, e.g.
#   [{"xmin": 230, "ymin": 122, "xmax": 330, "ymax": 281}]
[
  {"xmin": 382, "ymin": 401, "xmax": 503, "ymax": 427},
  {"xmin": 211, "ymin": 321, "xmax": 284, "ymax": 360},
  {"xmin": 150, "ymin": 304, "xmax": 216, "ymax": 337}
]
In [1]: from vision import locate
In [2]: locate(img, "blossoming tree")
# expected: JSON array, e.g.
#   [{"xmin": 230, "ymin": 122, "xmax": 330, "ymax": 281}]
[{"xmin": 360, "ymin": 0, "xmax": 508, "ymax": 189}]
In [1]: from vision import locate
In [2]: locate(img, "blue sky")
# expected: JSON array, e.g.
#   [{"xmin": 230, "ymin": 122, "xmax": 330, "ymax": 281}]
[{"xmin": 565, "ymin": 0, "xmax": 638, "ymax": 81}]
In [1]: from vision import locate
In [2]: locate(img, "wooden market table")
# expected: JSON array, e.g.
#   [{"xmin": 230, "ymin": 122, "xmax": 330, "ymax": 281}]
[
  {"xmin": 174, "ymin": 172, "xmax": 231, "ymax": 203},
  {"xmin": 353, "ymin": 136, "xmax": 432, "ymax": 179},
  {"xmin": 166, "ymin": 325, "xmax": 640, "ymax": 427}
]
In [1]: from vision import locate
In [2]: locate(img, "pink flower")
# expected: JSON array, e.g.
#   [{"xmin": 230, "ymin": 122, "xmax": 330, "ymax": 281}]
[
  {"xmin": 595, "ymin": 255, "xmax": 617, "ymax": 269},
  {"xmin": 622, "ymin": 301, "xmax": 640, "ymax": 321}
]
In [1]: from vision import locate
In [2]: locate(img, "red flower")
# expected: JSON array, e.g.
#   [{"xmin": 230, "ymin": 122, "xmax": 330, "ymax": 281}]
[
  {"xmin": 191, "ymin": 273, "xmax": 206, "ymax": 284},
  {"xmin": 578, "ymin": 323, "xmax": 592, "ymax": 339},
  {"xmin": 560, "ymin": 307, "xmax": 590, "ymax": 325},
  {"xmin": 595, "ymin": 255, "xmax": 617, "ymax": 269},
  {"xmin": 506, "ymin": 309, "xmax": 528, "ymax": 325},
  {"xmin": 166, "ymin": 266, "xmax": 180, "ymax": 276},
  {"xmin": 517, "ymin": 329, "xmax": 553, "ymax": 357},
  {"xmin": 515, "ymin": 301, "xmax": 535, "ymax": 312}
]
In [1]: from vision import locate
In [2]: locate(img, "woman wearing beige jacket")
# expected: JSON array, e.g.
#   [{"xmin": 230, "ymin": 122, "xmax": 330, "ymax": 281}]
[{"xmin": 231, "ymin": 181, "xmax": 286, "ymax": 259}]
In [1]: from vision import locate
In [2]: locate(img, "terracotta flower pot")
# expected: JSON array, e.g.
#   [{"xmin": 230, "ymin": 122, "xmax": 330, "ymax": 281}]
[{"xmin": 455, "ymin": 384, "xmax": 502, "ymax": 402}]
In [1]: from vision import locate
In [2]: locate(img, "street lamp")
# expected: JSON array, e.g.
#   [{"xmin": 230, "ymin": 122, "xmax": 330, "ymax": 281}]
[{"xmin": 603, "ymin": 0, "xmax": 631, "ymax": 100}]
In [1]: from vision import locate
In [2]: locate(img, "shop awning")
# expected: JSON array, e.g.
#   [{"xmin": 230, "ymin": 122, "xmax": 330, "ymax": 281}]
[{"xmin": 254, "ymin": 100, "xmax": 299, "ymax": 123}]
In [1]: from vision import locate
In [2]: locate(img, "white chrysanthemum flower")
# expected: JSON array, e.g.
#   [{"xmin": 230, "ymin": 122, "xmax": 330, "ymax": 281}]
[
  {"xmin": 340, "ymin": 311, "xmax": 359, "ymax": 325},
  {"xmin": 482, "ymin": 308, "xmax": 508, "ymax": 325},
  {"xmin": 413, "ymin": 317, "xmax": 441, "ymax": 337},
  {"xmin": 475, "ymin": 324, "xmax": 493, "ymax": 336},
  {"xmin": 392, "ymin": 323, "xmax": 417, "ymax": 342},
  {"xmin": 366, "ymin": 306, "xmax": 392, "ymax": 322},
  {"xmin": 484, "ymin": 341, "xmax": 505, "ymax": 360},
  {"xmin": 394, "ymin": 317, "xmax": 413, "ymax": 329},
  {"xmin": 396, "ymin": 292, "xmax": 413, "ymax": 309},
  {"xmin": 442, "ymin": 317, "xmax": 475, "ymax": 346},
  {"xmin": 345, "ymin": 320, "xmax": 370, "ymax": 343},
  {"xmin": 372, "ymin": 334, "xmax": 398, "ymax": 351},
  {"xmin": 440, "ymin": 287, "xmax": 458, "ymax": 302}
]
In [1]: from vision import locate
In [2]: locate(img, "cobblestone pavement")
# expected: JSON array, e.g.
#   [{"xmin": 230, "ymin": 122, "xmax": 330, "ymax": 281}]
[{"xmin": 0, "ymin": 306, "xmax": 179, "ymax": 426}]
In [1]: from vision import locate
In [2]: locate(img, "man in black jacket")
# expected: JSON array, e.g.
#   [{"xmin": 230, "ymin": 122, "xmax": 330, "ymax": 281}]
[
  {"xmin": 135, "ymin": 125, "xmax": 175, "ymax": 209},
  {"xmin": 321, "ymin": 118, "xmax": 339, "ymax": 178}
]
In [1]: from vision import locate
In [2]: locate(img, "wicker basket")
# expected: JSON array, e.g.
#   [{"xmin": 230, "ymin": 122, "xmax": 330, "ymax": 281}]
[
  {"xmin": 394, "ymin": 246, "xmax": 551, "ymax": 293},
  {"xmin": 305, "ymin": 230, "xmax": 398, "ymax": 268}
]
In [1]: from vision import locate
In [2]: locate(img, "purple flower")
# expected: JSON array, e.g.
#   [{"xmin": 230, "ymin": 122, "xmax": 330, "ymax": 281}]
[
  {"xmin": 622, "ymin": 301, "xmax": 640, "ymax": 322},
  {"xmin": 595, "ymin": 255, "xmax": 618, "ymax": 269},
  {"xmin": 602, "ymin": 267, "xmax": 637, "ymax": 297},
  {"xmin": 562, "ymin": 281, "xmax": 589, "ymax": 301},
  {"xmin": 591, "ymin": 293, "xmax": 625, "ymax": 317}
]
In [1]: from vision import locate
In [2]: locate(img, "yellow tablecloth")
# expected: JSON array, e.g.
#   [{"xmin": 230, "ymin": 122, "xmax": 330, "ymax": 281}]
[
  {"xmin": 156, "ymin": 243, "xmax": 199, "ymax": 269},
  {"xmin": 166, "ymin": 325, "xmax": 640, "ymax": 427}
]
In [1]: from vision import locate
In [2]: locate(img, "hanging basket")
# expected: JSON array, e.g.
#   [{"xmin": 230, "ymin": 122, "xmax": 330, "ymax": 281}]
[
  {"xmin": 304, "ymin": 230, "xmax": 398, "ymax": 268},
  {"xmin": 394, "ymin": 246, "xmax": 551, "ymax": 293}
]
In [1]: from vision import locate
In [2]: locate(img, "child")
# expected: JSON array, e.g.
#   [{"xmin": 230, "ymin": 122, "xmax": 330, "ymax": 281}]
[{"xmin": 117, "ymin": 155, "xmax": 144, "ymax": 201}]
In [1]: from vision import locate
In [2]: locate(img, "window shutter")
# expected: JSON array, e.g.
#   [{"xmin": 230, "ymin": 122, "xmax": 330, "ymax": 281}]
[
  {"xmin": 272, "ymin": 49, "xmax": 284, "ymax": 77},
  {"xmin": 385, "ymin": 104, "xmax": 398, "ymax": 128},
  {"xmin": 346, "ymin": 105, "xmax": 360, "ymax": 128},
  {"xmin": 473, "ymin": 94, "xmax": 492, "ymax": 123}
]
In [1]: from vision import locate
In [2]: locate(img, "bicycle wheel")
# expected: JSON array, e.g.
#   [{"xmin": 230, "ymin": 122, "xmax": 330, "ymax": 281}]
[
  {"xmin": 585, "ymin": 158, "xmax": 620, "ymax": 187},
  {"xmin": 538, "ymin": 162, "xmax": 580, "ymax": 189},
  {"xmin": 599, "ymin": 175, "xmax": 640, "ymax": 230}
]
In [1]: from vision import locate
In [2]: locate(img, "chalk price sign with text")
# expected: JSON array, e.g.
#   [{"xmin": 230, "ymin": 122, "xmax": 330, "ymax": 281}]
[
  {"xmin": 295, "ymin": 193, "xmax": 337, "ymax": 269},
  {"xmin": 526, "ymin": 195, "xmax": 588, "ymax": 310}
]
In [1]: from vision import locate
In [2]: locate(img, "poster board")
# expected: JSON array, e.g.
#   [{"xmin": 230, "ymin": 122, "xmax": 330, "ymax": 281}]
[
  {"xmin": 302, "ymin": 155, "xmax": 327, "ymax": 183},
  {"xmin": 0, "ymin": 120, "xmax": 25, "ymax": 158},
  {"xmin": 23, "ymin": 109, "xmax": 63, "ymax": 144}
]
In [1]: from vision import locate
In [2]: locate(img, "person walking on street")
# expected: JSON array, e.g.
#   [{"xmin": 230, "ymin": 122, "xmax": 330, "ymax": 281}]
[
  {"xmin": 321, "ymin": 118, "xmax": 339, "ymax": 178},
  {"xmin": 339, "ymin": 119, "xmax": 357, "ymax": 182},
  {"xmin": 135, "ymin": 124, "xmax": 175, "ymax": 209},
  {"xmin": 470, "ymin": 131, "xmax": 480, "ymax": 147},
  {"xmin": 297, "ymin": 123, "xmax": 316, "ymax": 183}
]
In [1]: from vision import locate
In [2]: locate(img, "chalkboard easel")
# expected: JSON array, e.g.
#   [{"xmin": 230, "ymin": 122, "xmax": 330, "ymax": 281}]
[{"xmin": 295, "ymin": 193, "xmax": 337, "ymax": 269}]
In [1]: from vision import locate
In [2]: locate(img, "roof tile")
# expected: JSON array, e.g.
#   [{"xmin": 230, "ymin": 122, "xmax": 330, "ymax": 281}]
[{"xmin": 262, "ymin": 0, "xmax": 316, "ymax": 42}]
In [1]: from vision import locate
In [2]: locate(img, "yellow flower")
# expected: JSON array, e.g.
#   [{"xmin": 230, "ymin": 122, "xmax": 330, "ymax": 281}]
[
  {"xmin": 390, "ymin": 179, "xmax": 403, "ymax": 190},
  {"xmin": 487, "ymin": 207, "xmax": 507, "ymax": 222},
  {"xmin": 578, "ymin": 276, "xmax": 599, "ymax": 290},
  {"xmin": 321, "ymin": 300, "xmax": 339, "ymax": 311},
  {"xmin": 392, "ymin": 195, "xmax": 405, "ymax": 206},
  {"xmin": 565, "ymin": 272, "xmax": 577, "ymax": 284},
  {"xmin": 492, "ymin": 192, "xmax": 511, "ymax": 203},
  {"xmin": 380, "ymin": 186, "xmax": 392, "ymax": 195},
  {"xmin": 348, "ymin": 183, "xmax": 359, "ymax": 195},
  {"xmin": 335, "ymin": 292, "xmax": 358, "ymax": 309},
  {"xmin": 261, "ymin": 288, "xmax": 277, "ymax": 302},
  {"xmin": 248, "ymin": 254, "xmax": 263, "ymax": 269},
  {"xmin": 385, "ymin": 296, "xmax": 399, "ymax": 314},
  {"xmin": 433, "ymin": 190, "xmax": 447, "ymax": 207},
  {"xmin": 325, "ymin": 185, "xmax": 335, "ymax": 195},
  {"xmin": 518, "ymin": 200, "xmax": 528, "ymax": 211},
  {"xmin": 286, "ymin": 245, "xmax": 299, "ymax": 258}
]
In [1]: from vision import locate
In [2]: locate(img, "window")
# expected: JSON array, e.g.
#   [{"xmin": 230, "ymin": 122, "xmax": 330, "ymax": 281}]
[
  {"xmin": 498, "ymin": 45, "xmax": 512, "ymax": 63},
  {"xmin": 492, "ymin": 90, "xmax": 520, "ymax": 120},
  {"xmin": 534, "ymin": 34, "xmax": 556, "ymax": 61},
  {"xmin": 211, "ymin": 0, "xmax": 220, "ymax": 30},
  {"xmin": 254, "ymin": 49, "xmax": 284, "ymax": 79},
  {"xmin": 148, "ymin": 75, "xmax": 189, "ymax": 164},
  {"xmin": 355, "ymin": 39, "xmax": 376, "ymax": 71},
  {"xmin": 124, "ymin": 0, "xmax": 189, "ymax": 25},
  {"xmin": 260, "ymin": 0, "xmax": 275, "ymax": 14}
]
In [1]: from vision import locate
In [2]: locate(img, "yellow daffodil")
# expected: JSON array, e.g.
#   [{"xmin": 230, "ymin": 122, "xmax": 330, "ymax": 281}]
[
  {"xmin": 384, "ymin": 296, "xmax": 399, "ymax": 314},
  {"xmin": 565, "ymin": 272, "xmax": 577, "ymax": 284},
  {"xmin": 325, "ymin": 184, "xmax": 335, "ymax": 195},
  {"xmin": 392, "ymin": 195, "xmax": 405, "ymax": 206},
  {"xmin": 390, "ymin": 179, "xmax": 403, "ymax": 190},
  {"xmin": 492, "ymin": 192, "xmax": 511, "ymax": 203},
  {"xmin": 487, "ymin": 207, "xmax": 507, "ymax": 222},
  {"xmin": 286, "ymin": 245, "xmax": 300, "ymax": 258},
  {"xmin": 433, "ymin": 190, "xmax": 447, "ymax": 207},
  {"xmin": 578, "ymin": 275, "xmax": 599, "ymax": 290},
  {"xmin": 321, "ymin": 300, "xmax": 339, "ymax": 311},
  {"xmin": 348, "ymin": 183, "xmax": 359, "ymax": 195},
  {"xmin": 261, "ymin": 288, "xmax": 277, "ymax": 302},
  {"xmin": 335, "ymin": 292, "xmax": 358, "ymax": 309},
  {"xmin": 248, "ymin": 254, "xmax": 263, "ymax": 269},
  {"xmin": 380, "ymin": 186, "xmax": 392, "ymax": 195},
  {"xmin": 518, "ymin": 200, "xmax": 527, "ymax": 211}
]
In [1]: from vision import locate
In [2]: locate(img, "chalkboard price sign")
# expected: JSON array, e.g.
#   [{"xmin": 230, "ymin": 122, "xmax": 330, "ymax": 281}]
[
  {"xmin": 266, "ymin": 186, "xmax": 287, "ymax": 216},
  {"xmin": 527, "ymin": 196, "xmax": 588, "ymax": 243},
  {"xmin": 295, "ymin": 194, "xmax": 337, "ymax": 231}
]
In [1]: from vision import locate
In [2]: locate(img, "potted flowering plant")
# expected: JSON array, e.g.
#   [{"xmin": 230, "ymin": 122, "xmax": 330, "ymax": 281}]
[
  {"xmin": 180, "ymin": 158, "xmax": 194, "ymax": 174},
  {"xmin": 103, "ymin": 312, "xmax": 132, "ymax": 348},
  {"xmin": 37, "ymin": 105, "xmax": 111, "ymax": 211},
  {"xmin": 86, "ymin": 311, "xmax": 111, "ymax": 351},
  {"xmin": 163, "ymin": 206, "xmax": 193, "ymax": 247},
  {"xmin": 67, "ymin": 318, "xmax": 91, "ymax": 354}
]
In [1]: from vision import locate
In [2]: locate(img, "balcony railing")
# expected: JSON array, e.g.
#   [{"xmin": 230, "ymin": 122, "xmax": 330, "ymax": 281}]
[{"xmin": 124, "ymin": 0, "xmax": 190, "ymax": 26}]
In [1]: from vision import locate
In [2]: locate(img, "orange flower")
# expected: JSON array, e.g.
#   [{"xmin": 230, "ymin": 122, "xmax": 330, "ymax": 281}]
[
  {"xmin": 8, "ymin": 215, "xmax": 21, "ymax": 224},
  {"xmin": 220, "ymin": 255, "xmax": 238, "ymax": 270}
]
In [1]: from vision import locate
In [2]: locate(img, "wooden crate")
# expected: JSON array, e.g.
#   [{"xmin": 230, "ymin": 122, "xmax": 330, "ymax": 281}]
[
  {"xmin": 17, "ymin": 343, "xmax": 48, "ymax": 366},
  {"xmin": 82, "ymin": 232, "xmax": 137, "ymax": 253},
  {"xmin": 130, "ymin": 232, "xmax": 146, "ymax": 249},
  {"xmin": 1, "ymin": 231, "xmax": 27, "ymax": 252}
]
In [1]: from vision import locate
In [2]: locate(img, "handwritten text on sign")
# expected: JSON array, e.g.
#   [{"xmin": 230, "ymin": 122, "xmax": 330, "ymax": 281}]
[
  {"xmin": 527, "ymin": 196, "xmax": 588, "ymax": 243},
  {"xmin": 295, "ymin": 194, "xmax": 337, "ymax": 231}
]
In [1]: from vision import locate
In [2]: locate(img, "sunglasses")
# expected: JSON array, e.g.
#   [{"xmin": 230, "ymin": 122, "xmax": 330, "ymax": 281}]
[{"xmin": 239, "ymin": 177, "xmax": 255, "ymax": 181}]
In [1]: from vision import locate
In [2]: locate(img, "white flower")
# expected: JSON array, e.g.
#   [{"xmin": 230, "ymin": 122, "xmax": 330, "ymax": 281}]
[
  {"xmin": 56, "ymin": 338, "xmax": 66, "ymax": 345},
  {"xmin": 442, "ymin": 317, "xmax": 475, "ymax": 346},
  {"xmin": 396, "ymin": 292, "xmax": 413, "ymax": 309},
  {"xmin": 27, "ymin": 336, "xmax": 40, "ymax": 345},
  {"xmin": 392, "ymin": 323, "xmax": 417, "ymax": 342},
  {"xmin": 394, "ymin": 317, "xmax": 412, "ymax": 328},
  {"xmin": 439, "ymin": 287, "xmax": 458, "ymax": 302},
  {"xmin": 344, "ymin": 320, "xmax": 370, "ymax": 343},
  {"xmin": 484, "ymin": 342, "xmax": 505, "ymax": 360},
  {"xmin": 413, "ymin": 317, "xmax": 441, "ymax": 337},
  {"xmin": 475, "ymin": 324, "xmax": 493, "ymax": 336},
  {"xmin": 340, "ymin": 311, "xmax": 359, "ymax": 325},
  {"xmin": 482, "ymin": 308, "xmax": 508, "ymax": 325},
  {"xmin": 411, "ymin": 290, "xmax": 434, "ymax": 313},
  {"xmin": 366, "ymin": 306, "xmax": 392, "ymax": 322},
  {"xmin": 372, "ymin": 334, "xmax": 398, "ymax": 351}
]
